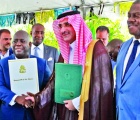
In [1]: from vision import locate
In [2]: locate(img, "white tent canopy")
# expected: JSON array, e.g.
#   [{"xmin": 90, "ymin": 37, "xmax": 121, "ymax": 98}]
[{"xmin": 0, "ymin": 0, "xmax": 134, "ymax": 15}]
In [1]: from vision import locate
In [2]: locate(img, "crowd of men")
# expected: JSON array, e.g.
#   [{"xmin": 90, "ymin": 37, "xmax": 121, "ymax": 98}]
[{"xmin": 0, "ymin": 1, "xmax": 140, "ymax": 120}]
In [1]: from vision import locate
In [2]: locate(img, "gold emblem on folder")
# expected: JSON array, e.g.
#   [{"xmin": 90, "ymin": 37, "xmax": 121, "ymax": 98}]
[{"xmin": 19, "ymin": 65, "xmax": 26, "ymax": 73}]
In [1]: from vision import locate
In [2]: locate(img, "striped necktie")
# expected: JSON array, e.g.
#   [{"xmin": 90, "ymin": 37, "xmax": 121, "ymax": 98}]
[{"xmin": 34, "ymin": 46, "xmax": 39, "ymax": 57}]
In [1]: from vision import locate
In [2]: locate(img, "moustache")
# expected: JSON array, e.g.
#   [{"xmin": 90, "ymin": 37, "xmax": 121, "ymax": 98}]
[
  {"xmin": 127, "ymin": 22, "xmax": 137, "ymax": 26},
  {"xmin": 5, "ymin": 43, "xmax": 10, "ymax": 46},
  {"xmin": 62, "ymin": 31, "xmax": 69, "ymax": 35}
]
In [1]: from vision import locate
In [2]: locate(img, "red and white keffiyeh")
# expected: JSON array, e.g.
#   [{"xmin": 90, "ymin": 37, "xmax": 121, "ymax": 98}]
[{"xmin": 53, "ymin": 12, "xmax": 92, "ymax": 68}]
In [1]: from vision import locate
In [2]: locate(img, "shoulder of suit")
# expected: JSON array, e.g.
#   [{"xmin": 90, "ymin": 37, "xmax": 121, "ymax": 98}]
[
  {"xmin": 0, "ymin": 55, "xmax": 12, "ymax": 64},
  {"xmin": 43, "ymin": 44, "xmax": 58, "ymax": 50},
  {"xmin": 9, "ymin": 47, "xmax": 13, "ymax": 54},
  {"xmin": 122, "ymin": 38, "xmax": 133, "ymax": 46}
]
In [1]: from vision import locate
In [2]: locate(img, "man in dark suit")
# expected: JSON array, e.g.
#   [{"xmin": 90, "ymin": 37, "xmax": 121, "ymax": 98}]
[
  {"xmin": 0, "ymin": 29, "xmax": 13, "ymax": 59},
  {"xmin": 30, "ymin": 23, "xmax": 59, "ymax": 73},
  {"xmin": 0, "ymin": 30, "xmax": 51, "ymax": 120}
]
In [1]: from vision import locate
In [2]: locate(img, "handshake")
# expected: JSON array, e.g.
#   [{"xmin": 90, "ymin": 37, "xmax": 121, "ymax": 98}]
[{"xmin": 15, "ymin": 92, "xmax": 35, "ymax": 108}]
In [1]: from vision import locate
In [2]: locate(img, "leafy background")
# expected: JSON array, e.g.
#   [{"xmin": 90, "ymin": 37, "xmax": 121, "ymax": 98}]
[{"xmin": 0, "ymin": 1, "xmax": 133, "ymax": 49}]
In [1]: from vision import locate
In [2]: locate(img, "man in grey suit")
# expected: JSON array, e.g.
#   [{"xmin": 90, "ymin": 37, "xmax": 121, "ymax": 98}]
[{"xmin": 30, "ymin": 23, "xmax": 59, "ymax": 73}]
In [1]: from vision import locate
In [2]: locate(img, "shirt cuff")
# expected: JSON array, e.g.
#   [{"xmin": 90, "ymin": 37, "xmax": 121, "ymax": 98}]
[
  {"xmin": 9, "ymin": 95, "xmax": 18, "ymax": 106},
  {"xmin": 72, "ymin": 96, "xmax": 80, "ymax": 112}
]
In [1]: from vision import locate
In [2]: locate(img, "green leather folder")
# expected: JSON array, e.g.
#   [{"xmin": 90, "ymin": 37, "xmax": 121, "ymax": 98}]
[{"xmin": 55, "ymin": 63, "xmax": 82, "ymax": 104}]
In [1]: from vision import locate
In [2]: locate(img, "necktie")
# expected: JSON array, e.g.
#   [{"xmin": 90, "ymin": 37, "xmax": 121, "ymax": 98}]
[
  {"xmin": 124, "ymin": 40, "xmax": 139, "ymax": 76},
  {"xmin": 34, "ymin": 46, "xmax": 39, "ymax": 57}
]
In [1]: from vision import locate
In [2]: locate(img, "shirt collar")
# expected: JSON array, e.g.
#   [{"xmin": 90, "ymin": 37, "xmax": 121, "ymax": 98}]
[
  {"xmin": 70, "ymin": 41, "xmax": 76, "ymax": 50},
  {"xmin": 32, "ymin": 42, "xmax": 43, "ymax": 50},
  {"xmin": 133, "ymin": 37, "xmax": 140, "ymax": 43},
  {"xmin": 0, "ymin": 49, "xmax": 9, "ymax": 59}
]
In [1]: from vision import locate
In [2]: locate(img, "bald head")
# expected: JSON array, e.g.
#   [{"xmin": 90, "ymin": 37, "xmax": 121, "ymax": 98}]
[
  {"xmin": 14, "ymin": 30, "xmax": 30, "ymax": 41},
  {"xmin": 107, "ymin": 39, "xmax": 123, "ymax": 48},
  {"xmin": 107, "ymin": 39, "xmax": 123, "ymax": 61},
  {"xmin": 12, "ymin": 30, "xmax": 31, "ymax": 59}
]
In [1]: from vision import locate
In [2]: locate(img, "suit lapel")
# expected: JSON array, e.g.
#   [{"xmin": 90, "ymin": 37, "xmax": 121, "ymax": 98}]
[
  {"xmin": 10, "ymin": 54, "xmax": 15, "ymax": 59},
  {"xmin": 43, "ymin": 44, "xmax": 46, "ymax": 58},
  {"xmin": 43, "ymin": 44, "xmax": 49, "ymax": 59},
  {"xmin": 121, "ymin": 38, "xmax": 140, "ymax": 86},
  {"xmin": 122, "ymin": 53, "xmax": 140, "ymax": 85},
  {"xmin": 9, "ymin": 48, "xmax": 13, "ymax": 55},
  {"xmin": 117, "ymin": 38, "xmax": 133, "ymax": 88}
]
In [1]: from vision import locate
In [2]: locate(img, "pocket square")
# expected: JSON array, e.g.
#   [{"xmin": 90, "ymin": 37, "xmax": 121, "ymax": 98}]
[{"xmin": 48, "ymin": 57, "xmax": 53, "ymax": 61}]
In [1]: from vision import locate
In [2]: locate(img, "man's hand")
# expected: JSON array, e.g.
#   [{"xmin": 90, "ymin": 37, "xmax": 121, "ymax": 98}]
[
  {"xmin": 25, "ymin": 92, "xmax": 35, "ymax": 108},
  {"xmin": 64, "ymin": 100, "xmax": 76, "ymax": 111},
  {"xmin": 15, "ymin": 95, "xmax": 26, "ymax": 106},
  {"xmin": 24, "ymin": 100, "xmax": 33, "ymax": 108},
  {"xmin": 25, "ymin": 92, "xmax": 35, "ymax": 103},
  {"xmin": 15, "ymin": 95, "xmax": 34, "ymax": 108},
  {"xmin": 25, "ymin": 96, "xmax": 35, "ymax": 103}
]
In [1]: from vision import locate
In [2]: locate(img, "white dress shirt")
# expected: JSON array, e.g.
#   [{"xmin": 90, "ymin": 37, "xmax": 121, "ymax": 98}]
[
  {"xmin": 31, "ymin": 42, "xmax": 44, "ymax": 58},
  {"xmin": 69, "ymin": 41, "xmax": 75, "ymax": 63},
  {"xmin": 0, "ymin": 49, "xmax": 10, "ymax": 59}
]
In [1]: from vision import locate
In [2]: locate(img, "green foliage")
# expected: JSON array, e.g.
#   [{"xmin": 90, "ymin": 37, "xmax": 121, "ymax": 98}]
[
  {"xmin": 114, "ymin": 1, "xmax": 133, "ymax": 15},
  {"xmin": 85, "ymin": 13, "xmax": 132, "ymax": 42},
  {"xmin": 1, "ymin": 1, "xmax": 134, "ymax": 47},
  {"xmin": 43, "ymin": 31, "xmax": 59, "ymax": 49},
  {"xmin": 43, "ymin": 21, "xmax": 59, "ymax": 49},
  {"xmin": 85, "ymin": 1, "xmax": 134, "ymax": 42}
]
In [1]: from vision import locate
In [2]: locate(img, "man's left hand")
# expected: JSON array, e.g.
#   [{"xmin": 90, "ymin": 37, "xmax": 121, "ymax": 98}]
[{"xmin": 64, "ymin": 100, "xmax": 76, "ymax": 111}]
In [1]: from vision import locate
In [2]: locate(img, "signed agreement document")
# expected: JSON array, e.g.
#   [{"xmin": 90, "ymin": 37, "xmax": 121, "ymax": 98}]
[{"xmin": 8, "ymin": 58, "xmax": 39, "ymax": 95}]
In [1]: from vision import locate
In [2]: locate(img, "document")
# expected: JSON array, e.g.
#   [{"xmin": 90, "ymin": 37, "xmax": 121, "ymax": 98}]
[
  {"xmin": 55, "ymin": 63, "xmax": 82, "ymax": 104},
  {"xmin": 8, "ymin": 58, "xmax": 39, "ymax": 95}
]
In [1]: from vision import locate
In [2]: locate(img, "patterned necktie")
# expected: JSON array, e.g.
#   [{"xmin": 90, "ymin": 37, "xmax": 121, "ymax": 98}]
[
  {"xmin": 124, "ymin": 40, "xmax": 139, "ymax": 76},
  {"xmin": 34, "ymin": 46, "xmax": 39, "ymax": 57}
]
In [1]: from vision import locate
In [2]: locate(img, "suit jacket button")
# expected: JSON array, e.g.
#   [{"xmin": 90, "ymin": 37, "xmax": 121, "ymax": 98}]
[{"xmin": 120, "ymin": 90, "xmax": 123, "ymax": 94}]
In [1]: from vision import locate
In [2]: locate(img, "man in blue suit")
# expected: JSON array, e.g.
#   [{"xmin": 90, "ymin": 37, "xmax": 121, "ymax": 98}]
[
  {"xmin": 116, "ymin": 1, "xmax": 140, "ymax": 120},
  {"xmin": 0, "ymin": 29, "xmax": 13, "ymax": 59},
  {"xmin": 0, "ymin": 30, "xmax": 51, "ymax": 120}
]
